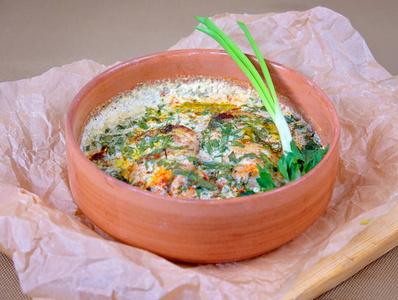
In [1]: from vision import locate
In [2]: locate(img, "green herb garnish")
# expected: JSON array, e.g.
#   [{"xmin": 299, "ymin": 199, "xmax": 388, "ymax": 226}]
[
  {"xmin": 278, "ymin": 141, "xmax": 329, "ymax": 181},
  {"xmin": 256, "ymin": 164, "xmax": 277, "ymax": 191}
]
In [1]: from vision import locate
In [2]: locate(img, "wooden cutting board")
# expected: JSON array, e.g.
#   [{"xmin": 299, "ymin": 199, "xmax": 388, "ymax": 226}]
[{"xmin": 281, "ymin": 202, "xmax": 398, "ymax": 299}]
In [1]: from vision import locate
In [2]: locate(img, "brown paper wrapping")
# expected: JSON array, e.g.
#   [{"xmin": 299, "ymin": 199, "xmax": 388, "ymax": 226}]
[{"xmin": 1, "ymin": 7, "xmax": 397, "ymax": 299}]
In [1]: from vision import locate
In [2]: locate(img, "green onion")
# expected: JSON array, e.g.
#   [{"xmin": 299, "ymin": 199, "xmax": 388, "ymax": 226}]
[
  {"xmin": 194, "ymin": 16, "xmax": 292, "ymax": 153},
  {"xmin": 194, "ymin": 16, "xmax": 329, "ymax": 185}
]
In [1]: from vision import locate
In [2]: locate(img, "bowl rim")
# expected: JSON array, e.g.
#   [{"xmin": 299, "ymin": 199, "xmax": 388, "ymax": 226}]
[{"xmin": 66, "ymin": 48, "xmax": 340, "ymax": 206}]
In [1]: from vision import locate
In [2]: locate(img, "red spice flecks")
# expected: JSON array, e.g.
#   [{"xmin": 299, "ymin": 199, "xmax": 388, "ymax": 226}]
[
  {"xmin": 201, "ymin": 173, "xmax": 209, "ymax": 181},
  {"xmin": 136, "ymin": 181, "xmax": 144, "ymax": 187}
]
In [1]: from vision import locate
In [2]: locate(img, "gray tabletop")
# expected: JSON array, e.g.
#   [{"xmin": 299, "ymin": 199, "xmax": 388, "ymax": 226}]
[{"xmin": 1, "ymin": 0, "xmax": 397, "ymax": 299}]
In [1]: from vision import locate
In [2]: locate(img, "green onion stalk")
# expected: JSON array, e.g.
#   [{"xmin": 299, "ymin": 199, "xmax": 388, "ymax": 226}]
[{"xmin": 194, "ymin": 16, "xmax": 293, "ymax": 153}]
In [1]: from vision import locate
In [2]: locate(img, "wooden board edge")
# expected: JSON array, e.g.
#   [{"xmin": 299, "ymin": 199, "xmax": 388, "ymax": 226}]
[{"xmin": 280, "ymin": 202, "xmax": 398, "ymax": 300}]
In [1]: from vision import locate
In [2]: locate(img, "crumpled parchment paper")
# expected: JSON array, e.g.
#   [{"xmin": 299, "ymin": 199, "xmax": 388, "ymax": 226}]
[{"xmin": 1, "ymin": 6, "xmax": 398, "ymax": 300}]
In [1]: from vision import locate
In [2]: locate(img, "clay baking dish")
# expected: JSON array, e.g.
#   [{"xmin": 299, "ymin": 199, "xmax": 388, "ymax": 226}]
[{"xmin": 66, "ymin": 49, "xmax": 340, "ymax": 264}]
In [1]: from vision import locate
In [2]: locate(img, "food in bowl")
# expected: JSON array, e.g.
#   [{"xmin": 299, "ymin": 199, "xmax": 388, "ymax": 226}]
[
  {"xmin": 66, "ymin": 18, "xmax": 339, "ymax": 263},
  {"xmin": 81, "ymin": 76, "xmax": 324, "ymax": 199},
  {"xmin": 66, "ymin": 49, "xmax": 340, "ymax": 263}
]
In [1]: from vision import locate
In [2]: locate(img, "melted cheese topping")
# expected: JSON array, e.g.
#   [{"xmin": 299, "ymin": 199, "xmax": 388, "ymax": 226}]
[{"xmin": 81, "ymin": 77, "xmax": 321, "ymax": 199}]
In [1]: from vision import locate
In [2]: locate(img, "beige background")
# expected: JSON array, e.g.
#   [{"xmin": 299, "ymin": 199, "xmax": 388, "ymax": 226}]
[
  {"xmin": 0, "ymin": 0, "xmax": 397, "ymax": 83},
  {"xmin": 1, "ymin": 0, "xmax": 397, "ymax": 299}
]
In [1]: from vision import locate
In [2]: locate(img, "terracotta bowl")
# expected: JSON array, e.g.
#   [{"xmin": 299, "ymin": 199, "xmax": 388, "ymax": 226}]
[{"xmin": 66, "ymin": 49, "xmax": 340, "ymax": 264}]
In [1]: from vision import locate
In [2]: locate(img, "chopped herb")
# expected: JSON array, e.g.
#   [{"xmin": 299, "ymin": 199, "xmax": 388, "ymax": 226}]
[
  {"xmin": 231, "ymin": 141, "xmax": 245, "ymax": 148},
  {"xmin": 108, "ymin": 146, "xmax": 116, "ymax": 156},
  {"xmin": 138, "ymin": 121, "xmax": 149, "ymax": 130},
  {"xmin": 284, "ymin": 115, "xmax": 297, "ymax": 123},
  {"xmin": 229, "ymin": 152, "xmax": 239, "ymax": 164},
  {"xmin": 239, "ymin": 191, "xmax": 255, "ymax": 196},
  {"xmin": 256, "ymin": 164, "xmax": 277, "ymax": 191}
]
